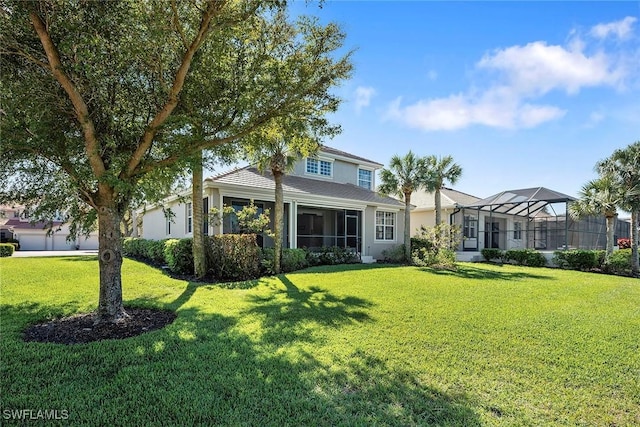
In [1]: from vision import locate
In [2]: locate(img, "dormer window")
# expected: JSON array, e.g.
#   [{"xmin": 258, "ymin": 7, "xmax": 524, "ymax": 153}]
[
  {"xmin": 358, "ymin": 168, "xmax": 373, "ymax": 190},
  {"xmin": 306, "ymin": 158, "xmax": 333, "ymax": 177}
]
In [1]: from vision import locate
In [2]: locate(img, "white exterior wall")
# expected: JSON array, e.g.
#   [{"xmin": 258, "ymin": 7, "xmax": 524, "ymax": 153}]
[{"xmin": 13, "ymin": 224, "xmax": 98, "ymax": 251}]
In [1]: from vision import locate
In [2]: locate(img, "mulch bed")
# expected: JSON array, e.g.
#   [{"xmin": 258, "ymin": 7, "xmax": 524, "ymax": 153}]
[{"xmin": 23, "ymin": 308, "xmax": 177, "ymax": 345}]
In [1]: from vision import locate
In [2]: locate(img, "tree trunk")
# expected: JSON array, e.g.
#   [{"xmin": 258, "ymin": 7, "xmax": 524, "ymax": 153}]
[
  {"xmin": 131, "ymin": 209, "xmax": 139, "ymax": 237},
  {"xmin": 96, "ymin": 203, "xmax": 128, "ymax": 324},
  {"xmin": 404, "ymin": 192, "xmax": 412, "ymax": 263},
  {"xmin": 273, "ymin": 170, "xmax": 284, "ymax": 274},
  {"xmin": 631, "ymin": 210, "xmax": 639, "ymax": 276},
  {"xmin": 435, "ymin": 187, "xmax": 442, "ymax": 225},
  {"xmin": 192, "ymin": 151, "xmax": 206, "ymax": 279},
  {"xmin": 605, "ymin": 214, "xmax": 616, "ymax": 260}
]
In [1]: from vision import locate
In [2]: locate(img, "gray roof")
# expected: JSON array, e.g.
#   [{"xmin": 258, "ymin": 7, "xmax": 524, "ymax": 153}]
[
  {"xmin": 210, "ymin": 167, "xmax": 404, "ymax": 208},
  {"xmin": 463, "ymin": 187, "xmax": 575, "ymax": 217},
  {"xmin": 319, "ymin": 145, "xmax": 383, "ymax": 167}
]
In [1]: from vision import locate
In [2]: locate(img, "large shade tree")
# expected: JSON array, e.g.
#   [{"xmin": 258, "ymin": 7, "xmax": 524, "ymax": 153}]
[
  {"xmin": 0, "ymin": 1, "xmax": 352, "ymax": 323},
  {"xmin": 378, "ymin": 151, "xmax": 430, "ymax": 262},
  {"xmin": 569, "ymin": 176, "xmax": 624, "ymax": 260},
  {"xmin": 597, "ymin": 141, "xmax": 640, "ymax": 275},
  {"xmin": 424, "ymin": 155, "xmax": 463, "ymax": 226}
]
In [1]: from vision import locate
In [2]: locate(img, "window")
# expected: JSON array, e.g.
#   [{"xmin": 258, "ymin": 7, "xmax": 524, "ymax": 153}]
[
  {"xmin": 186, "ymin": 202, "xmax": 192, "ymax": 234},
  {"xmin": 463, "ymin": 215, "xmax": 477, "ymax": 239},
  {"xmin": 358, "ymin": 169, "xmax": 372, "ymax": 190},
  {"xmin": 375, "ymin": 211, "xmax": 395, "ymax": 241},
  {"xmin": 513, "ymin": 222, "xmax": 522, "ymax": 240},
  {"xmin": 306, "ymin": 158, "xmax": 332, "ymax": 177}
]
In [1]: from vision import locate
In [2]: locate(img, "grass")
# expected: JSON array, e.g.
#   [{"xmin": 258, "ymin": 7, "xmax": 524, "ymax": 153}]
[{"xmin": 1, "ymin": 257, "xmax": 639, "ymax": 426}]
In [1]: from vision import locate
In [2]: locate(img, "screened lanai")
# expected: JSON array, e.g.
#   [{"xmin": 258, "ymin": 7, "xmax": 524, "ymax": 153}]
[
  {"xmin": 452, "ymin": 187, "xmax": 631, "ymax": 252},
  {"xmin": 452, "ymin": 187, "xmax": 575, "ymax": 252}
]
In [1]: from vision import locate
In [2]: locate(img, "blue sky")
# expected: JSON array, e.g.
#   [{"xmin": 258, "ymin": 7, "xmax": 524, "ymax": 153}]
[{"xmin": 287, "ymin": 1, "xmax": 640, "ymax": 200}]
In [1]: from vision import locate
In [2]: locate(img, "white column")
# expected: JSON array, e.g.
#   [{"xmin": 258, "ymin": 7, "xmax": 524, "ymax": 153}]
[{"xmin": 290, "ymin": 201, "xmax": 297, "ymax": 249}]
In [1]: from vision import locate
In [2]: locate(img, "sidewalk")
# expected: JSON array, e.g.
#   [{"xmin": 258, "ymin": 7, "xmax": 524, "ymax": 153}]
[{"xmin": 11, "ymin": 250, "xmax": 99, "ymax": 258}]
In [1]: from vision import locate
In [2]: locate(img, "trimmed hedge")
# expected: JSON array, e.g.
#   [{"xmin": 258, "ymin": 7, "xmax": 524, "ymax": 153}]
[
  {"xmin": 503, "ymin": 249, "xmax": 546, "ymax": 267},
  {"xmin": 206, "ymin": 234, "xmax": 262, "ymax": 281},
  {"xmin": 306, "ymin": 246, "xmax": 360, "ymax": 266},
  {"xmin": 0, "ymin": 243, "xmax": 15, "ymax": 257},
  {"xmin": 608, "ymin": 249, "xmax": 633, "ymax": 276},
  {"xmin": 164, "ymin": 239, "xmax": 193, "ymax": 275},
  {"xmin": 481, "ymin": 248, "xmax": 503, "ymax": 262},
  {"xmin": 262, "ymin": 248, "xmax": 309, "ymax": 274},
  {"xmin": 553, "ymin": 250, "xmax": 602, "ymax": 271}
]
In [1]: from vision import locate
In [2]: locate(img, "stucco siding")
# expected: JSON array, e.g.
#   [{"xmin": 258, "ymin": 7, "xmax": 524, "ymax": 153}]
[{"xmin": 363, "ymin": 205, "xmax": 404, "ymax": 260}]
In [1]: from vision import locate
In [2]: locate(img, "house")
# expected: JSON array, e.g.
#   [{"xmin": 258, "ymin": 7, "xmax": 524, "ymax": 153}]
[
  {"xmin": 140, "ymin": 146, "xmax": 406, "ymax": 262},
  {"xmin": 410, "ymin": 187, "xmax": 480, "ymax": 232},
  {"xmin": 410, "ymin": 187, "xmax": 631, "ymax": 261},
  {"xmin": 0, "ymin": 204, "xmax": 99, "ymax": 251}
]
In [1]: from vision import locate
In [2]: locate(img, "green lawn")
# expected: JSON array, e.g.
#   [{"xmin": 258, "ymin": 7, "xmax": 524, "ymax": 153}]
[{"xmin": 1, "ymin": 257, "xmax": 639, "ymax": 426}]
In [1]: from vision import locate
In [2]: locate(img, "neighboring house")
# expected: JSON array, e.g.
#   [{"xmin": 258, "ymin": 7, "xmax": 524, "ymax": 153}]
[
  {"xmin": 0, "ymin": 204, "xmax": 99, "ymax": 251},
  {"xmin": 410, "ymin": 187, "xmax": 480, "ymax": 232},
  {"xmin": 411, "ymin": 187, "xmax": 631, "ymax": 261},
  {"xmin": 141, "ymin": 146, "xmax": 406, "ymax": 261}
]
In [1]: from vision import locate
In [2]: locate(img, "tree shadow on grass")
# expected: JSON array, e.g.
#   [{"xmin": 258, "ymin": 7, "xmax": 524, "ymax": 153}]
[
  {"xmin": 2, "ymin": 297, "xmax": 482, "ymax": 425},
  {"xmin": 241, "ymin": 275, "xmax": 374, "ymax": 345},
  {"xmin": 422, "ymin": 264, "xmax": 556, "ymax": 281}
]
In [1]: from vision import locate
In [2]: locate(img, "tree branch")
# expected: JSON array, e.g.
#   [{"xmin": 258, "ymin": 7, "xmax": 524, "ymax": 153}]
[
  {"xmin": 123, "ymin": 0, "xmax": 227, "ymax": 179},
  {"xmin": 29, "ymin": 11, "xmax": 106, "ymax": 180}
]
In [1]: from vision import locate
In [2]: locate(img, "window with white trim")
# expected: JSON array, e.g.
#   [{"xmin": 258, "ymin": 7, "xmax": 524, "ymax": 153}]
[
  {"xmin": 306, "ymin": 158, "xmax": 332, "ymax": 177},
  {"xmin": 463, "ymin": 215, "xmax": 477, "ymax": 239},
  {"xmin": 375, "ymin": 211, "xmax": 396, "ymax": 241},
  {"xmin": 513, "ymin": 222, "xmax": 522, "ymax": 240},
  {"xmin": 186, "ymin": 202, "xmax": 193, "ymax": 234},
  {"xmin": 358, "ymin": 169, "xmax": 372, "ymax": 190}
]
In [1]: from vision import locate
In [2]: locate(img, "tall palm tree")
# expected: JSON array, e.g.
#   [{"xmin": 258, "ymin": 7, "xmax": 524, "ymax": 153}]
[
  {"xmin": 378, "ymin": 151, "xmax": 430, "ymax": 262},
  {"xmin": 248, "ymin": 128, "xmax": 319, "ymax": 274},
  {"xmin": 569, "ymin": 176, "xmax": 624, "ymax": 260},
  {"xmin": 597, "ymin": 141, "xmax": 640, "ymax": 275},
  {"xmin": 424, "ymin": 155, "xmax": 463, "ymax": 225}
]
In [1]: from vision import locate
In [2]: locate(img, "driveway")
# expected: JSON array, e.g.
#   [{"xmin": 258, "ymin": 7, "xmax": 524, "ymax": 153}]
[{"xmin": 11, "ymin": 250, "xmax": 99, "ymax": 258}]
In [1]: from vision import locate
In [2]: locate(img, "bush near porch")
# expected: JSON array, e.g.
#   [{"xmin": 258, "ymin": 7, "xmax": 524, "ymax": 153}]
[{"xmin": 122, "ymin": 236, "xmax": 357, "ymax": 280}]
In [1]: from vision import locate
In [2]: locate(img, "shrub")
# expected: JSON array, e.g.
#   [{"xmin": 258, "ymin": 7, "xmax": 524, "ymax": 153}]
[
  {"xmin": 0, "ymin": 243, "xmax": 15, "ymax": 257},
  {"xmin": 122, "ymin": 238, "xmax": 168, "ymax": 266},
  {"xmin": 0, "ymin": 238, "xmax": 20, "ymax": 250},
  {"xmin": 380, "ymin": 244, "xmax": 407, "ymax": 264},
  {"xmin": 553, "ymin": 250, "xmax": 600, "ymax": 271},
  {"xmin": 411, "ymin": 224, "xmax": 462, "ymax": 268},
  {"xmin": 206, "ymin": 234, "xmax": 261, "ymax": 281},
  {"xmin": 262, "ymin": 248, "xmax": 309, "ymax": 274},
  {"xmin": 617, "ymin": 238, "xmax": 631, "ymax": 249},
  {"xmin": 306, "ymin": 246, "xmax": 359, "ymax": 266},
  {"xmin": 164, "ymin": 239, "xmax": 193, "ymax": 275},
  {"xmin": 481, "ymin": 248, "xmax": 503, "ymax": 262},
  {"xmin": 607, "ymin": 249, "xmax": 632, "ymax": 275},
  {"xmin": 504, "ymin": 249, "xmax": 546, "ymax": 267}
]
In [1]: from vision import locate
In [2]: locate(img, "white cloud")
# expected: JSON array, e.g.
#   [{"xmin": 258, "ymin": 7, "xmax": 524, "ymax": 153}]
[
  {"xmin": 386, "ymin": 23, "xmax": 632, "ymax": 132},
  {"xmin": 386, "ymin": 94, "xmax": 565, "ymax": 131},
  {"xmin": 590, "ymin": 16, "xmax": 637, "ymax": 40},
  {"xmin": 354, "ymin": 86, "xmax": 376, "ymax": 113},
  {"xmin": 478, "ymin": 41, "xmax": 623, "ymax": 95}
]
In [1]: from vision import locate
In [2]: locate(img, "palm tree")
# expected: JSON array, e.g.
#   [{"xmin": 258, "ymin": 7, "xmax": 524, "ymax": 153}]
[
  {"xmin": 424, "ymin": 155, "xmax": 463, "ymax": 225},
  {"xmin": 248, "ymin": 129, "xmax": 319, "ymax": 274},
  {"xmin": 569, "ymin": 176, "xmax": 624, "ymax": 260},
  {"xmin": 378, "ymin": 151, "xmax": 430, "ymax": 262},
  {"xmin": 597, "ymin": 141, "xmax": 640, "ymax": 275}
]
